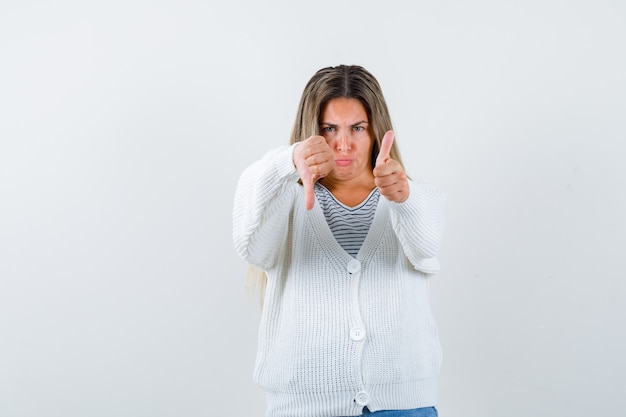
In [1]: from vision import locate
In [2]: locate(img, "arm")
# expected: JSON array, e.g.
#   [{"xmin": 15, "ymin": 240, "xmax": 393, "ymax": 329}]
[
  {"xmin": 232, "ymin": 144, "xmax": 300, "ymax": 270},
  {"xmin": 373, "ymin": 131, "xmax": 445, "ymax": 274}
]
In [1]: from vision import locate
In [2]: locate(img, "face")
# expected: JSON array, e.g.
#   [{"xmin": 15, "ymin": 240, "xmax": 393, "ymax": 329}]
[{"xmin": 319, "ymin": 98, "xmax": 375, "ymax": 184}]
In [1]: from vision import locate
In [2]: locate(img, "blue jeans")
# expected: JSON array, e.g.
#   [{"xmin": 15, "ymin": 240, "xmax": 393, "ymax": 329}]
[{"xmin": 344, "ymin": 407, "xmax": 438, "ymax": 417}]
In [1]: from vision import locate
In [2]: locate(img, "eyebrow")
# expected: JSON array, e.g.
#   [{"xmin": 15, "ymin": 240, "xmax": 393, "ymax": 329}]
[{"xmin": 320, "ymin": 121, "xmax": 369, "ymax": 127}]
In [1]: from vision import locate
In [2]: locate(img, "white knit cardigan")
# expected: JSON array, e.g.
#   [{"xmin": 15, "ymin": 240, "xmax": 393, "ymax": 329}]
[{"xmin": 233, "ymin": 144, "xmax": 446, "ymax": 417}]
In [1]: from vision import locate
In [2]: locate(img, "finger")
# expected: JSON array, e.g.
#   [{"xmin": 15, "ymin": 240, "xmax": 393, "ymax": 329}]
[{"xmin": 376, "ymin": 130, "xmax": 395, "ymax": 166}]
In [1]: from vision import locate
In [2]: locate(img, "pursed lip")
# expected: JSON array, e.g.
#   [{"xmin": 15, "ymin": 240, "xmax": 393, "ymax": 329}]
[{"xmin": 335, "ymin": 158, "xmax": 353, "ymax": 167}]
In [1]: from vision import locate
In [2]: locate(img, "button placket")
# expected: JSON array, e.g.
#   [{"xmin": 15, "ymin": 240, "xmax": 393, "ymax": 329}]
[{"xmin": 347, "ymin": 258, "xmax": 367, "ymax": 410}]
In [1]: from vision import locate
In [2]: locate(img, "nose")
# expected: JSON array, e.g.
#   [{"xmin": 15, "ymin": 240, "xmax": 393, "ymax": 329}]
[{"xmin": 337, "ymin": 132, "xmax": 350, "ymax": 151}]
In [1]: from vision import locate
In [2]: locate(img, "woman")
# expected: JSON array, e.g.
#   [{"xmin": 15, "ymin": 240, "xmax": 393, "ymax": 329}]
[{"xmin": 233, "ymin": 65, "xmax": 445, "ymax": 417}]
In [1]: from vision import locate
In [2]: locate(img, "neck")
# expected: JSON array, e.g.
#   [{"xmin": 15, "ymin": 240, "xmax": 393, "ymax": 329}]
[{"xmin": 319, "ymin": 173, "xmax": 376, "ymax": 207}]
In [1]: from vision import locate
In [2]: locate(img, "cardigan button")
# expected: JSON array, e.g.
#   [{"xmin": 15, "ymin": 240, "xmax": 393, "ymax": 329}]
[
  {"xmin": 355, "ymin": 390, "xmax": 370, "ymax": 406},
  {"xmin": 347, "ymin": 259, "xmax": 361, "ymax": 274},
  {"xmin": 350, "ymin": 327, "xmax": 366, "ymax": 341}
]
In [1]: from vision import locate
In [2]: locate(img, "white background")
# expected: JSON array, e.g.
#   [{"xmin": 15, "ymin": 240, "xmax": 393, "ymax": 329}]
[{"xmin": 1, "ymin": 1, "xmax": 625, "ymax": 416}]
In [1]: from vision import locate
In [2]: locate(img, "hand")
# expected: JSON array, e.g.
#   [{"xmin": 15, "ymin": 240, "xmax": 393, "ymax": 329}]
[
  {"xmin": 374, "ymin": 131, "xmax": 409, "ymax": 203},
  {"xmin": 293, "ymin": 135, "xmax": 335, "ymax": 210}
]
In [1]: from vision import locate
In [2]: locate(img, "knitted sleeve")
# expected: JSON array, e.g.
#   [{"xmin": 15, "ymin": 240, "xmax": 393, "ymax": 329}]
[
  {"xmin": 388, "ymin": 181, "xmax": 446, "ymax": 274},
  {"xmin": 232, "ymin": 144, "xmax": 301, "ymax": 270}
]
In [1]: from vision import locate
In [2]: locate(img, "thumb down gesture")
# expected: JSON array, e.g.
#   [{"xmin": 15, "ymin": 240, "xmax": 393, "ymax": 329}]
[
  {"xmin": 293, "ymin": 135, "xmax": 335, "ymax": 210},
  {"xmin": 374, "ymin": 131, "xmax": 409, "ymax": 203}
]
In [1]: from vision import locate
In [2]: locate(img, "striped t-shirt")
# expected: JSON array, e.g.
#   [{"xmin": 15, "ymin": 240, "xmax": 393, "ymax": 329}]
[{"xmin": 314, "ymin": 182, "xmax": 380, "ymax": 257}]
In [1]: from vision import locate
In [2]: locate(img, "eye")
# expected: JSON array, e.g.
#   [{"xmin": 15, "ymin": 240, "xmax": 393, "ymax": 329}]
[
  {"xmin": 352, "ymin": 126, "xmax": 365, "ymax": 132},
  {"xmin": 322, "ymin": 126, "xmax": 335, "ymax": 133}
]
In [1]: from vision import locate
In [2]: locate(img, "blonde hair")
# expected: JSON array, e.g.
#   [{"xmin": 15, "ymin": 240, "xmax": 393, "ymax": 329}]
[{"xmin": 247, "ymin": 65, "xmax": 405, "ymax": 306}]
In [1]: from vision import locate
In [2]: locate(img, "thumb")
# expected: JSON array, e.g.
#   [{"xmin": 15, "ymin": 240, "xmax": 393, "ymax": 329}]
[
  {"xmin": 303, "ymin": 173, "xmax": 315, "ymax": 210},
  {"xmin": 376, "ymin": 130, "xmax": 395, "ymax": 166}
]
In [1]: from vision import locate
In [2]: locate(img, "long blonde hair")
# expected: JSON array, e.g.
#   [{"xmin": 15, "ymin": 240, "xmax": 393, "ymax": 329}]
[{"xmin": 246, "ymin": 65, "xmax": 405, "ymax": 306}]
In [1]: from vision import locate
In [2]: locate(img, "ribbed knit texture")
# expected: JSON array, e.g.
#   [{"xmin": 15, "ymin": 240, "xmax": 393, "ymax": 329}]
[{"xmin": 233, "ymin": 144, "xmax": 446, "ymax": 417}]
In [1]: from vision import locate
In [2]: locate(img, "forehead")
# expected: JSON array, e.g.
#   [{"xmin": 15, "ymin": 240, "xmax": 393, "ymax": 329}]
[{"xmin": 321, "ymin": 98, "xmax": 368, "ymax": 123}]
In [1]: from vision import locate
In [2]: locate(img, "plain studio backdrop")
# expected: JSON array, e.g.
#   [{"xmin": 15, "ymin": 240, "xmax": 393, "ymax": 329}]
[{"xmin": 1, "ymin": 1, "xmax": 624, "ymax": 416}]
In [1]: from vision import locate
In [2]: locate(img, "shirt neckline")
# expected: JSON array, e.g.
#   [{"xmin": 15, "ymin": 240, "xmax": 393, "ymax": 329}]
[{"xmin": 315, "ymin": 182, "xmax": 379, "ymax": 210}]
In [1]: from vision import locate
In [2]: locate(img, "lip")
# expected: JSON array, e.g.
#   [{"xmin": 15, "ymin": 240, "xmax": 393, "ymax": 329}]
[{"xmin": 335, "ymin": 159, "xmax": 353, "ymax": 167}]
